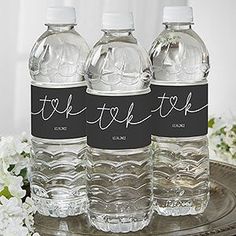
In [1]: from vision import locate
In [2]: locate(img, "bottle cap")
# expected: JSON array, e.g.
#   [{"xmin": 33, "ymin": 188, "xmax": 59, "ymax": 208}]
[
  {"xmin": 102, "ymin": 12, "xmax": 134, "ymax": 30},
  {"xmin": 163, "ymin": 6, "xmax": 193, "ymax": 23},
  {"xmin": 46, "ymin": 7, "xmax": 77, "ymax": 25}
]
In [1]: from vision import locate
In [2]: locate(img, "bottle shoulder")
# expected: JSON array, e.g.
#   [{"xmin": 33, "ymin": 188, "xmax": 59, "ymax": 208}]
[
  {"xmin": 149, "ymin": 28, "xmax": 210, "ymax": 82},
  {"xmin": 31, "ymin": 29, "xmax": 89, "ymax": 54},
  {"xmin": 86, "ymin": 37, "xmax": 151, "ymax": 71},
  {"xmin": 150, "ymin": 28, "xmax": 209, "ymax": 57},
  {"xmin": 29, "ymin": 28, "xmax": 89, "ymax": 84},
  {"xmin": 84, "ymin": 36, "xmax": 152, "ymax": 94}
]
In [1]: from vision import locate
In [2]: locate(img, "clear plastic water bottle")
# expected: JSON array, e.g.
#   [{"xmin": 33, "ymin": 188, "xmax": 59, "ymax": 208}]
[
  {"xmin": 85, "ymin": 12, "xmax": 153, "ymax": 233},
  {"xmin": 149, "ymin": 6, "xmax": 210, "ymax": 216},
  {"xmin": 29, "ymin": 7, "xmax": 89, "ymax": 217}
]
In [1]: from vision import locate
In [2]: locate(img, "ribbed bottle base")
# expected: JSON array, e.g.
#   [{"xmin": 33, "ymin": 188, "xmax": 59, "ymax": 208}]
[
  {"xmin": 154, "ymin": 193, "xmax": 210, "ymax": 216},
  {"xmin": 32, "ymin": 194, "xmax": 87, "ymax": 218},
  {"xmin": 88, "ymin": 210, "xmax": 153, "ymax": 233}
]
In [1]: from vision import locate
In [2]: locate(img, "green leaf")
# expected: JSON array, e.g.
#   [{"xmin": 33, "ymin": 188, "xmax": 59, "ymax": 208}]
[
  {"xmin": 218, "ymin": 142, "xmax": 230, "ymax": 152},
  {"xmin": 220, "ymin": 127, "xmax": 226, "ymax": 135},
  {"xmin": 208, "ymin": 118, "xmax": 215, "ymax": 128},
  {"xmin": 20, "ymin": 168, "xmax": 28, "ymax": 182},
  {"xmin": 231, "ymin": 125, "xmax": 236, "ymax": 134},
  {"xmin": 21, "ymin": 151, "xmax": 30, "ymax": 158},
  {"xmin": 0, "ymin": 186, "xmax": 13, "ymax": 199},
  {"xmin": 233, "ymin": 153, "xmax": 236, "ymax": 159},
  {"xmin": 7, "ymin": 164, "xmax": 15, "ymax": 172}
]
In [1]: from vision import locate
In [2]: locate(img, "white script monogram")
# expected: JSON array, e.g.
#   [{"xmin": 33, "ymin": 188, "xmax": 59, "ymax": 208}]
[
  {"xmin": 151, "ymin": 92, "xmax": 208, "ymax": 118},
  {"xmin": 31, "ymin": 94, "xmax": 86, "ymax": 121},
  {"xmin": 87, "ymin": 102, "xmax": 151, "ymax": 130}
]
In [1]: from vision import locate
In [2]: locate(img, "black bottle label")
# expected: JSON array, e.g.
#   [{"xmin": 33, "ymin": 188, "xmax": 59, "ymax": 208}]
[
  {"xmin": 31, "ymin": 85, "xmax": 86, "ymax": 139},
  {"xmin": 86, "ymin": 92, "xmax": 152, "ymax": 149},
  {"xmin": 151, "ymin": 84, "xmax": 208, "ymax": 137}
]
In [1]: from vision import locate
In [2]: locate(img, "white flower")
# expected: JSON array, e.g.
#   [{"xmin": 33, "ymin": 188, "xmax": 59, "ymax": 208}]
[
  {"xmin": 0, "ymin": 196, "xmax": 39, "ymax": 236},
  {"xmin": 19, "ymin": 132, "xmax": 30, "ymax": 144},
  {"xmin": 213, "ymin": 117, "xmax": 225, "ymax": 130},
  {"xmin": 209, "ymin": 134, "xmax": 221, "ymax": 146},
  {"xmin": 11, "ymin": 157, "xmax": 29, "ymax": 176},
  {"xmin": 230, "ymin": 146, "xmax": 236, "ymax": 156},
  {"xmin": 0, "ymin": 169, "xmax": 26, "ymax": 198},
  {"xmin": 7, "ymin": 175, "xmax": 26, "ymax": 199},
  {"xmin": 0, "ymin": 196, "xmax": 25, "ymax": 230},
  {"xmin": 2, "ymin": 222, "xmax": 29, "ymax": 236},
  {"xmin": 0, "ymin": 137, "xmax": 19, "ymax": 169},
  {"xmin": 224, "ymin": 131, "xmax": 234, "ymax": 146},
  {"xmin": 22, "ymin": 197, "xmax": 37, "ymax": 233},
  {"xmin": 0, "ymin": 134, "xmax": 38, "ymax": 236},
  {"xmin": 209, "ymin": 116, "xmax": 236, "ymax": 160},
  {"xmin": 0, "ymin": 135, "xmax": 30, "ymax": 173},
  {"xmin": 0, "ymin": 134, "xmax": 30, "ymax": 198}
]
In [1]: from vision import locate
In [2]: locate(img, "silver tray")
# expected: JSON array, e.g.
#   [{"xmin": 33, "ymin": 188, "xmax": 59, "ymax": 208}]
[{"xmin": 34, "ymin": 161, "xmax": 236, "ymax": 236}]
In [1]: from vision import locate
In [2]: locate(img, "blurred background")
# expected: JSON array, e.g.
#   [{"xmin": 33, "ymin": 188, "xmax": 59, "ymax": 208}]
[{"xmin": 0, "ymin": 0, "xmax": 235, "ymax": 135}]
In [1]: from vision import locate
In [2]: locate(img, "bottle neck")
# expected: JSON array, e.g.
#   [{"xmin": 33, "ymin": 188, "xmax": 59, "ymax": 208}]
[
  {"xmin": 164, "ymin": 23, "xmax": 192, "ymax": 30},
  {"xmin": 102, "ymin": 29, "xmax": 134, "ymax": 37},
  {"xmin": 46, "ymin": 24, "xmax": 76, "ymax": 32}
]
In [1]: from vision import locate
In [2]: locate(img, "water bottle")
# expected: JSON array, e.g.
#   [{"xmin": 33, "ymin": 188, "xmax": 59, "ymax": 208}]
[
  {"xmin": 85, "ymin": 12, "xmax": 153, "ymax": 233},
  {"xmin": 29, "ymin": 7, "xmax": 89, "ymax": 217},
  {"xmin": 149, "ymin": 6, "xmax": 210, "ymax": 216}
]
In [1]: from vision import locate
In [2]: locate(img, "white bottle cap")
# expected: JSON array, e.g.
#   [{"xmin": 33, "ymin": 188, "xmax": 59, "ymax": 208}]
[
  {"xmin": 163, "ymin": 6, "xmax": 193, "ymax": 23},
  {"xmin": 46, "ymin": 7, "xmax": 77, "ymax": 25},
  {"xmin": 102, "ymin": 12, "xmax": 134, "ymax": 30}
]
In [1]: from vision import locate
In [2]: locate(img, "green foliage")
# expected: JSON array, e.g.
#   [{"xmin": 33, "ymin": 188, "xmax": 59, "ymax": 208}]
[
  {"xmin": 0, "ymin": 186, "xmax": 13, "ymax": 199},
  {"xmin": 208, "ymin": 118, "xmax": 215, "ymax": 128}
]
